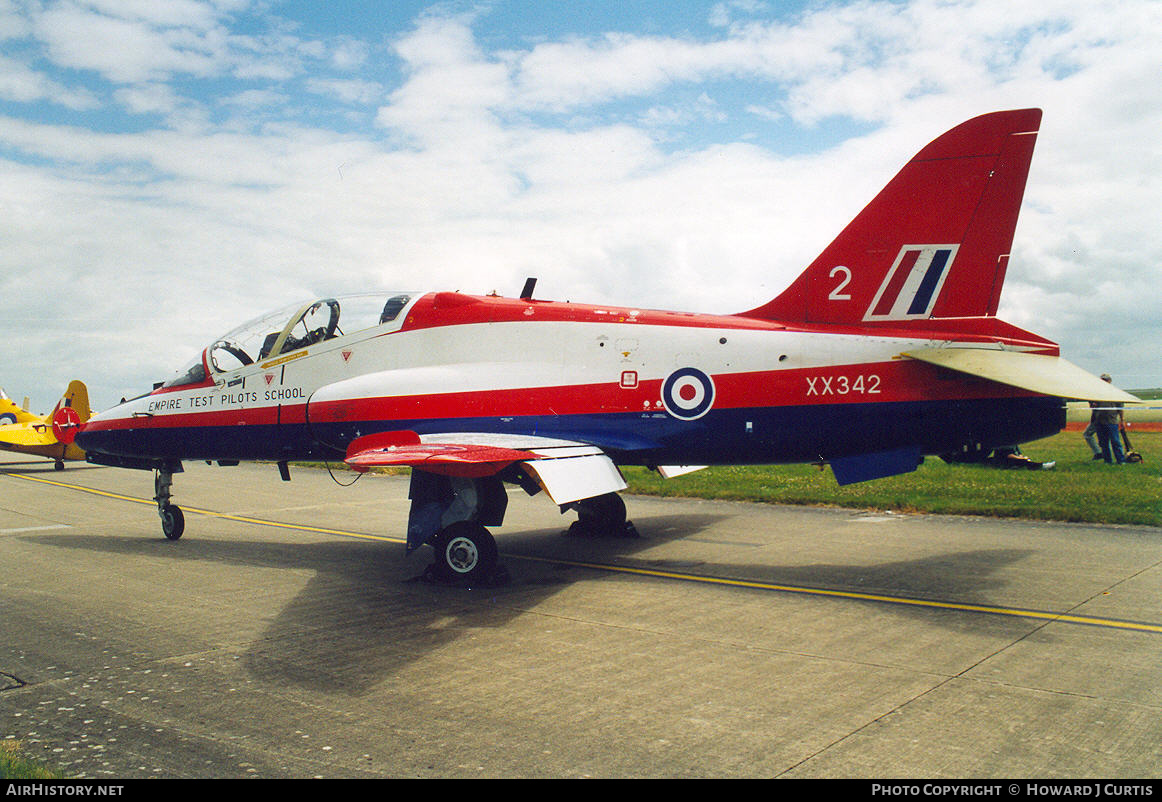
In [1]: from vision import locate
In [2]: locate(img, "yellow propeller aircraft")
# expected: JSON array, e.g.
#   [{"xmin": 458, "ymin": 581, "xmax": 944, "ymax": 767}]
[{"xmin": 0, "ymin": 380, "xmax": 90, "ymax": 470}]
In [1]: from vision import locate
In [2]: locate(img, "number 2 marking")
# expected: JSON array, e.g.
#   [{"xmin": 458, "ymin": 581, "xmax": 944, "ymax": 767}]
[{"xmin": 828, "ymin": 266, "xmax": 852, "ymax": 301}]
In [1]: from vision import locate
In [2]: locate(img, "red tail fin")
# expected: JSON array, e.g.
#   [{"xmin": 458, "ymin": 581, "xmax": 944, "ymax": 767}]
[{"xmin": 743, "ymin": 109, "xmax": 1042, "ymax": 327}]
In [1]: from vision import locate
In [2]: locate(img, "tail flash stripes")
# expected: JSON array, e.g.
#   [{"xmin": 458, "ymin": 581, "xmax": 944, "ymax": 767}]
[{"xmin": 865, "ymin": 245, "xmax": 958, "ymax": 321}]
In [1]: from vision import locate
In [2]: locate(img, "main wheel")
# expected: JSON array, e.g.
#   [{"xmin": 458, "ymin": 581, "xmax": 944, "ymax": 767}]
[
  {"xmin": 161, "ymin": 504, "xmax": 185, "ymax": 541},
  {"xmin": 432, "ymin": 521, "xmax": 497, "ymax": 582},
  {"xmin": 575, "ymin": 493, "xmax": 627, "ymax": 530},
  {"xmin": 568, "ymin": 492, "xmax": 635, "ymax": 537}
]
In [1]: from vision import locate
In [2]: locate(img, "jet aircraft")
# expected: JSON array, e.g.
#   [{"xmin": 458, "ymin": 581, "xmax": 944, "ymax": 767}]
[
  {"xmin": 0, "ymin": 381, "xmax": 90, "ymax": 470},
  {"xmin": 76, "ymin": 109, "xmax": 1138, "ymax": 582}
]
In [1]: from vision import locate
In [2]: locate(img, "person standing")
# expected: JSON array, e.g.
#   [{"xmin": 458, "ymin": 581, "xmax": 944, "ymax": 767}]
[
  {"xmin": 1083, "ymin": 401, "xmax": 1102, "ymax": 459},
  {"xmin": 1094, "ymin": 373, "xmax": 1127, "ymax": 465}
]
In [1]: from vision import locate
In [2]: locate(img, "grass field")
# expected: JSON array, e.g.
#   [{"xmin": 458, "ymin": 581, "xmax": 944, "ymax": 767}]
[
  {"xmin": 622, "ymin": 430, "xmax": 1161, "ymax": 527},
  {"xmin": 0, "ymin": 740, "xmax": 60, "ymax": 780}
]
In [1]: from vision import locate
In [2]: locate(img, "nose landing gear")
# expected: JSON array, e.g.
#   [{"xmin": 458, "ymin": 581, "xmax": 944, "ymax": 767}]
[{"xmin": 154, "ymin": 464, "xmax": 185, "ymax": 541}]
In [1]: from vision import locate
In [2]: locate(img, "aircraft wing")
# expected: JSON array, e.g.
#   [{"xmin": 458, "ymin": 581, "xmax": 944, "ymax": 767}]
[
  {"xmin": 902, "ymin": 347, "xmax": 1140, "ymax": 403},
  {"xmin": 345, "ymin": 430, "xmax": 627, "ymax": 505},
  {"xmin": 0, "ymin": 421, "xmax": 55, "ymax": 449}
]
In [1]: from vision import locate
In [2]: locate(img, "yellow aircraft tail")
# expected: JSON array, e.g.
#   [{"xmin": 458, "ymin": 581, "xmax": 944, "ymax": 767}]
[
  {"xmin": 1, "ymin": 382, "xmax": 89, "ymax": 426},
  {"xmin": 54, "ymin": 380, "xmax": 92, "ymax": 424}
]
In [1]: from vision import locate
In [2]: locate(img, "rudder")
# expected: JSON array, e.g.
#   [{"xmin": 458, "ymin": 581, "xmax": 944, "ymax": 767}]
[{"xmin": 51, "ymin": 380, "xmax": 91, "ymax": 422}]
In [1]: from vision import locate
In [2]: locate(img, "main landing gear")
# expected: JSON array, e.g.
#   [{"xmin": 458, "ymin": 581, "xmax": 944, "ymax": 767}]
[
  {"xmin": 564, "ymin": 493, "xmax": 638, "ymax": 538},
  {"xmin": 154, "ymin": 465, "xmax": 185, "ymax": 541},
  {"xmin": 428, "ymin": 520, "xmax": 500, "ymax": 584},
  {"xmin": 408, "ymin": 472, "xmax": 509, "ymax": 586}
]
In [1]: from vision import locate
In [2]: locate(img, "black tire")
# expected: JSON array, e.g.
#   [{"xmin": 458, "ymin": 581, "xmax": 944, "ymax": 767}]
[
  {"xmin": 432, "ymin": 521, "xmax": 497, "ymax": 582},
  {"xmin": 576, "ymin": 493, "xmax": 627, "ymax": 528},
  {"xmin": 568, "ymin": 493, "xmax": 631, "ymax": 537},
  {"xmin": 161, "ymin": 504, "xmax": 185, "ymax": 541}
]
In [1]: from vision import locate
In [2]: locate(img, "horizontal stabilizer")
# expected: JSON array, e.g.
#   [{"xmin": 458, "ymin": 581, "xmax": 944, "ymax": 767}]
[{"xmin": 903, "ymin": 348, "xmax": 1140, "ymax": 403}]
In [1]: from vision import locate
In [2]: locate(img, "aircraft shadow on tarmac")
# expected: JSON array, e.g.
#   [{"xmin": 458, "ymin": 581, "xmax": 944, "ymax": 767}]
[{"xmin": 25, "ymin": 505, "xmax": 1038, "ymax": 696}]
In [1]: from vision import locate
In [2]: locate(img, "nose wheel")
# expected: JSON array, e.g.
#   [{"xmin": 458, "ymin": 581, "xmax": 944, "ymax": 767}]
[
  {"xmin": 160, "ymin": 503, "xmax": 185, "ymax": 540},
  {"xmin": 154, "ymin": 466, "xmax": 185, "ymax": 540}
]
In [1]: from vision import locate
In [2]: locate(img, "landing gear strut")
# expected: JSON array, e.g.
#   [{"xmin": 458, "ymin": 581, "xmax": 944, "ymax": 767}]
[{"xmin": 154, "ymin": 465, "xmax": 185, "ymax": 540}]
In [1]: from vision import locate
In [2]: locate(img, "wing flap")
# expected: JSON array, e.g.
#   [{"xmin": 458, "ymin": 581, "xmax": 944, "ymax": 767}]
[
  {"xmin": 346, "ymin": 443, "xmax": 540, "ymax": 477},
  {"xmin": 902, "ymin": 348, "xmax": 1140, "ymax": 403},
  {"xmin": 343, "ymin": 430, "xmax": 627, "ymax": 503},
  {"xmin": 344, "ymin": 430, "xmax": 538, "ymax": 478},
  {"xmin": 519, "ymin": 454, "xmax": 627, "ymax": 505}
]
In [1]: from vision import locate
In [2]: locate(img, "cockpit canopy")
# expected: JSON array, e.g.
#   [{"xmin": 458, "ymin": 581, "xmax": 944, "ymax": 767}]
[{"xmin": 162, "ymin": 293, "xmax": 415, "ymax": 389}]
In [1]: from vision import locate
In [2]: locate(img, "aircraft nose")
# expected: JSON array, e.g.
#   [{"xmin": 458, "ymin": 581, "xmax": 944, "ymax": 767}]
[{"xmin": 73, "ymin": 404, "xmax": 127, "ymax": 452}]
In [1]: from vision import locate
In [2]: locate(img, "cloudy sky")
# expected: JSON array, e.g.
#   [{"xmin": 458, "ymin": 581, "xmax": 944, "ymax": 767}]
[{"xmin": 2, "ymin": 0, "xmax": 1159, "ymax": 411}]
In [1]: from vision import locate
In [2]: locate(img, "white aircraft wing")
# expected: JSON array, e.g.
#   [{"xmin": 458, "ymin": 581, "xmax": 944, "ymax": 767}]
[{"xmin": 344, "ymin": 430, "xmax": 626, "ymax": 505}]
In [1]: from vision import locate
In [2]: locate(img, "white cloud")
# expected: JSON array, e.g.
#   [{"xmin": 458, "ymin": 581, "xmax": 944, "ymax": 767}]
[
  {"xmin": 113, "ymin": 81, "xmax": 181, "ymax": 114},
  {"xmin": 33, "ymin": 3, "xmax": 226, "ymax": 83},
  {"xmin": 305, "ymin": 77, "xmax": 382, "ymax": 105},
  {"xmin": 374, "ymin": 15, "xmax": 511, "ymax": 153},
  {"xmin": 328, "ymin": 37, "xmax": 369, "ymax": 71},
  {"xmin": 219, "ymin": 87, "xmax": 287, "ymax": 110},
  {"xmin": 0, "ymin": 0, "xmax": 30, "ymax": 39},
  {"xmin": 709, "ymin": 1, "xmax": 771, "ymax": 29},
  {"xmin": 78, "ymin": 0, "xmax": 222, "ymax": 29},
  {"xmin": 0, "ymin": 54, "xmax": 99, "ymax": 108}
]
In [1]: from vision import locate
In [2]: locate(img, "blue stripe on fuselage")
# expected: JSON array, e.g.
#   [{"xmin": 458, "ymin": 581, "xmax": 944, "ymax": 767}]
[{"xmin": 78, "ymin": 396, "xmax": 1064, "ymax": 473}]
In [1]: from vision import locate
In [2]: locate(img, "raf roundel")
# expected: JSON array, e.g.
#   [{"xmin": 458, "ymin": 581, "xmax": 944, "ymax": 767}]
[{"xmin": 662, "ymin": 367, "xmax": 715, "ymax": 420}]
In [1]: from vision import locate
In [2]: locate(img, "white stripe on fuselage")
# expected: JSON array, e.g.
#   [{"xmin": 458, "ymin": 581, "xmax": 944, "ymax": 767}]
[{"xmin": 93, "ymin": 317, "xmax": 976, "ymax": 423}]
